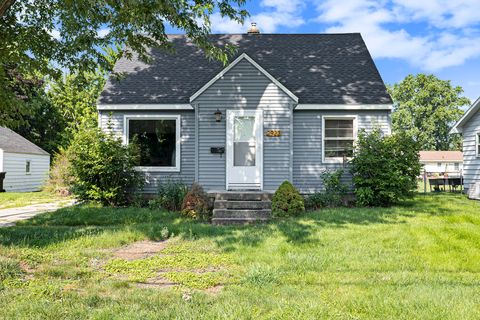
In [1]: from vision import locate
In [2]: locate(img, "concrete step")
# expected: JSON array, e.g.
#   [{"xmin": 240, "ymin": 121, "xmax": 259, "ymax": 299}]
[
  {"xmin": 214, "ymin": 192, "xmax": 272, "ymax": 201},
  {"xmin": 212, "ymin": 209, "xmax": 271, "ymax": 219},
  {"xmin": 214, "ymin": 200, "xmax": 271, "ymax": 210},
  {"xmin": 212, "ymin": 217, "xmax": 270, "ymax": 225}
]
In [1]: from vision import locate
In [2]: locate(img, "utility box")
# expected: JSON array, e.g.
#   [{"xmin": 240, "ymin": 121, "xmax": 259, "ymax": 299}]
[{"xmin": 0, "ymin": 172, "xmax": 5, "ymax": 192}]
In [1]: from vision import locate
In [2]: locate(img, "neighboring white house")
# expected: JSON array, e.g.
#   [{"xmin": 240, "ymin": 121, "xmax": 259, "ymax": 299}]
[
  {"xmin": 419, "ymin": 151, "xmax": 463, "ymax": 175},
  {"xmin": 450, "ymin": 96, "xmax": 480, "ymax": 199},
  {"xmin": 0, "ymin": 126, "xmax": 50, "ymax": 192}
]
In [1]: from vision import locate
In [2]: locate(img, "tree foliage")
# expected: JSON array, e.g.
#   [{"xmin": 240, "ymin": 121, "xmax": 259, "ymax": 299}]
[
  {"xmin": 271, "ymin": 181, "xmax": 305, "ymax": 217},
  {"xmin": 1, "ymin": 0, "xmax": 248, "ymax": 104},
  {"xmin": 388, "ymin": 74, "xmax": 470, "ymax": 151},
  {"xmin": 350, "ymin": 129, "xmax": 421, "ymax": 207}
]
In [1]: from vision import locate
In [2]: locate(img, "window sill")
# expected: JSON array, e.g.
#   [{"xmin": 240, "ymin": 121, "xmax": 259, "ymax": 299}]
[
  {"xmin": 322, "ymin": 157, "xmax": 351, "ymax": 164},
  {"xmin": 134, "ymin": 166, "xmax": 180, "ymax": 173}
]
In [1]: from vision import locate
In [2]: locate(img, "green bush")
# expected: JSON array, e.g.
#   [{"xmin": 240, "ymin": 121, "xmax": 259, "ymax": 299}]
[
  {"xmin": 350, "ymin": 129, "xmax": 421, "ymax": 206},
  {"xmin": 148, "ymin": 179, "xmax": 188, "ymax": 212},
  {"xmin": 181, "ymin": 183, "xmax": 212, "ymax": 219},
  {"xmin": 305, "ymin": 170, "xmax": 348, "ymax": 210},
  {"xmin": 66, "ymin": 126, "xmax": 143, "ymax": 206},
  {"xmin": 271, "ymin": 181, "xmax": 305, "ymax": 217},
  {"xmin": 44, "ymin": 148, "xmax": 73, "ymax": 196}
]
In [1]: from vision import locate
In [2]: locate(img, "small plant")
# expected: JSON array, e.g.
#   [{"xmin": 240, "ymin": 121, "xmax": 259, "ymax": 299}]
[
  {"xmin": 160, "ymin": 227, "xmax": 169, "ymax": 239},
  {"xmin": 271, "ymin": 181, "xmax": 305, "ymax": 217},
  {"xmin": 44, "ymin": 148, "xmax": 74, "ymax": 196},
  {"xmin": 149, "ymin": 179, "xmax": 188, "ymax": 212},
  {"xmin": 181, "ymin": 183, "xmax": 211, "ymax": 219},
  {"xmin": 306, "ymin": 169, "xmax": 349, "ymax": 210}
]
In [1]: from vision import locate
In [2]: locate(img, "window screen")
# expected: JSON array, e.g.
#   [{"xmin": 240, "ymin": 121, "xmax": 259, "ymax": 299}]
[
  {"xmin": 324, "ymin": 119, "xmax": 354, "ymax": 159},
  {"xmin": 129, "ymin": 119, "xmax": 177, "ymax": 167}
]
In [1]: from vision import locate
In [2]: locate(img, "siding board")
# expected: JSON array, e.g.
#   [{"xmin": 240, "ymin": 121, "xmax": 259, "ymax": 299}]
[
  {"xmin": 463, "ymin": 110, "xmax": 480, "ymax": 192},
  {"xmin": 2, "ymin": 152, "xmax": 50, "ymax": 192}
]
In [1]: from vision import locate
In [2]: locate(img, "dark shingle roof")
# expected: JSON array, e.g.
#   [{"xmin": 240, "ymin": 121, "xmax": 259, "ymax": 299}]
[
  {"xmin": 99, "ymin": 33, "xmax": 392, "ymax": 105},
  {"xmin": 0, "ymin": 127, "xmax": 49, "ymax": 155}
]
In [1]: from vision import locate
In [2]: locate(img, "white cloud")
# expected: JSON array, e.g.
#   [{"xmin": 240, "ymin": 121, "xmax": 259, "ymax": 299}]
[
  {"xmin": 97, "ymin": 28, "xmax": 110, "ymax": 38},
  {"xmin": 314, "ymin": 0, "xmax": 480, "ymax": 71},
  {"xmin": 210, "ymin": 0, "xmax": 305, "ymax": 34},
  {"xmin": 48, "ymin": 29, "xmax": 61, "ymax": 40}
]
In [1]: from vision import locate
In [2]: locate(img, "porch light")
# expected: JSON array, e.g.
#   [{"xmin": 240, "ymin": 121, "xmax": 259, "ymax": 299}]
[{"xmin": 214, "ymin": 109, "xmax": 222, "ymax": 122}]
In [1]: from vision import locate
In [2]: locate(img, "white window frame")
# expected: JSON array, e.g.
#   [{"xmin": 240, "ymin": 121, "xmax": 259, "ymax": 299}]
[
  {"xmin": 25, "ymin": 160, "xmax": 31, "ymax": 175},
  {"xmin": 322, "ymin": 115, "xmax": 358, "ymax": 164},
  {"xmin": 477, "ymin": 132, "xmax": 480, "ymax": 158},
  {"xmin": 123, "ymin": 114, "xmax": 181, "ymax": 172}
]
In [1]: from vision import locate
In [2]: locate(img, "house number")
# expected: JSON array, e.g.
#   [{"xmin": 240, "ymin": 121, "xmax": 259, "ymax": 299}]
[{"xmin": 266, "ymin": 130, "xmax": 281, "ymax": 137}]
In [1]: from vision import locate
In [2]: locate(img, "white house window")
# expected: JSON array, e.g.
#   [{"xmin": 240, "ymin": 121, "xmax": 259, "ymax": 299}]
[
  {"xmin": 437, "ymin": 162, "xmax": 442, "ymax": 168},
  {"xmin": 323, "ymin": 117, "xmax": 356, "ymax": 162},
  {"xmin": 25, "ymin": 160, "xmax": 31, "ymax": 174},
  {"xmin": 126, "ymin": 116, "xmax": 181, "ymax": 172},
  {"xmin": 477, "ymin": 133, "xmax": 480, "ymax": 157},
  {"xmin": 454, "ymin": 162, "xmax": 459, "ymax": 171}
]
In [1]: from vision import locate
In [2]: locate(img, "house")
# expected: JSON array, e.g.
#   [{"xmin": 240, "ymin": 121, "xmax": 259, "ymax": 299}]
[
  {"xmin": 419, "ymin": 151, "xmax": 463, "ymax": 175},
  {"xmin": 450, "ymin": 97, "xmax": 480, "ymax": 199},
  {"xmin": 97, "ymin": 27, "xmax": 392, "ymax": 195},
  {"xmin": 0, "ymin": 126, "xmax": 50, "ymax": 192}
]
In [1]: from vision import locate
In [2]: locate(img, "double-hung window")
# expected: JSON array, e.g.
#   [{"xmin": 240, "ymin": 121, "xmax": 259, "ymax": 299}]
[
  {"xmin": 323, "ymin": 117, "xmax": 356, "ymax": 163},
  {"xmin": 125, "ymin": 115, "xmax": 181, "ymax": 172}
]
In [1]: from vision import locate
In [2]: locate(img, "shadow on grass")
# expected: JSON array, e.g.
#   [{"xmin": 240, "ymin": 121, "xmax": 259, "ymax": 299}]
[{"xmin": 0, "ymin": 193, "xmax": 471, "ymax": 249}]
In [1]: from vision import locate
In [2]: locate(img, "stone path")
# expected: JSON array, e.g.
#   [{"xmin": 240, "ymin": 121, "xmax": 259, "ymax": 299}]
[{"xmin": 0, "ymin": 200, "xmax": 76, "ymax": 227}]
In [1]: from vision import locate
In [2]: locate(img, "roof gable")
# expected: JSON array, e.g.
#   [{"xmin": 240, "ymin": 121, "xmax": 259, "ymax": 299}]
[
  {"xmin": 190, "ymin": 53, "xmax": 298, "ymax": 103},
  {"xmin": 0, "ymin": 127, "xmax": 49, "ymax": 155},
  {"xmin": 99, "ymin": 34, "xmax": 392, "ymax": 105},
  {"xmin": 450, "ymin": 96, "xmax": 480, "ymax": 134}
]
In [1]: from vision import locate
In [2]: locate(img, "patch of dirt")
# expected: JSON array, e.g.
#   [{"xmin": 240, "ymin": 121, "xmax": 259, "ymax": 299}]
[
  {"xmin": 136, "ymin": 274, "xmax": 177, "ymax": 289},
  {"xmin": 205, "ymin": 285, "xmax": 224, "ymax": 295},
  {"xmin": 112, "ymin": 240, "xmax": 169, "ymax": 261}
]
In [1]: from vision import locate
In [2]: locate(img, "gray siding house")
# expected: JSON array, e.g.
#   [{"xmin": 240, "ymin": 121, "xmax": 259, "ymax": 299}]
[
  {"xmin": 451, "ymin": 97, "xmax": 480, "ymax": 199},
  {"xmin": 98, "ymin": 32, "xmax": 392, "ymax": 194}
]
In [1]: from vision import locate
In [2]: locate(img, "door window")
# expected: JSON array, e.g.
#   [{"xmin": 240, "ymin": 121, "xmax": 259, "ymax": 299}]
[{"xmin": 234, "ymin": 116, "xmax": 256, "ymax": 166}]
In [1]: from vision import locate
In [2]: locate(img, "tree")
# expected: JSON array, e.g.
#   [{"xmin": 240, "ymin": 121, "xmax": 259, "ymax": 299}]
[
  {"xmin": 388, "ymin": 74, "xmax": 470, "ymax": 151},
  {"xmin": 1, "ymin": 0, "xmax": 248, "ymax": 107}
]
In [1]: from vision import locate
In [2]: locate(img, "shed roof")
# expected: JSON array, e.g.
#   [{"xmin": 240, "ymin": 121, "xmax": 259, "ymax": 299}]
[
  {"xmin": 0, "ymin": 127, "xmax": 49, "ymax": 155},
  {"xmin": 98, "ymin": 33, "xmax": 392, "ymax": 105},
  {"xmin": 419, "ymin": 151, "xmax": 463, "ymax": 162}
]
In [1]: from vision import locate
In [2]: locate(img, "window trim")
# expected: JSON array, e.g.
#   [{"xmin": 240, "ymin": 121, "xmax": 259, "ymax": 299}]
[
  {"xmin": 123, "ymin": 114, "xmax": 181, "ymax": 172},
  {"xmin": 477, "ymin": 132, "xmax": 480, "ymax": 158},
  {"xmin": 322, "ymin": 115, "xmax": 358, "ymax": 164},
  {"xmin": 25, "ymin": 160, "xmax": 31, "ymax": 175}
]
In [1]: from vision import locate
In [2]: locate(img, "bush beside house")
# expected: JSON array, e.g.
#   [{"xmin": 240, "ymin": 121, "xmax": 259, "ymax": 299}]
[
  {"xmin": 271, "ymin": 181, "xmax": 305, "ymax": 217},
  {"xmin": 65, "ymin": 126, "xmax": 143, "ymax": 206},
  {"xmin": 350, "ymin": 129, "xmax": 421, "ymax": 206}
]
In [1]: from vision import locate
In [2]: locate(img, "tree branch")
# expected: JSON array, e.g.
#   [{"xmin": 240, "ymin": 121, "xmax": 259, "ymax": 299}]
[{"xmin": 0, "ymin": 0, "xmax": 15, "ymax": 16}]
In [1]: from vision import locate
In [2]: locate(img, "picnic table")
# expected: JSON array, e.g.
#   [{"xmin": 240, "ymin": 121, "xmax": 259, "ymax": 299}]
[{"xmin": 428, "ymin": 177, "xmax": 463, "ymax": 192}]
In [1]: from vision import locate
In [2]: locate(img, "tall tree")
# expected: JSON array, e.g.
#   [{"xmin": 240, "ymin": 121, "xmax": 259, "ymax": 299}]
[
  {"xmin": 0, "ymin": 0, "xmax": 248, "ymax": 115},
  {"xmin": 388, "ymin": 74, "xmax": 470, "ymax": 151}
]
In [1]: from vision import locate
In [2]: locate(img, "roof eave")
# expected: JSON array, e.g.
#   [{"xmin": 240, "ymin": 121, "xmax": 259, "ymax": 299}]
[{"xmin": 450, "ymin": 96, "xmax": 480, "ymax": 134}]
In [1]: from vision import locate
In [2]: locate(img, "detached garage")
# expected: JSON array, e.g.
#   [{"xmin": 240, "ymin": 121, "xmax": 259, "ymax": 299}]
[{"xmin": 0, "ymin": 126, "xmax": 50, "ymax": 192}]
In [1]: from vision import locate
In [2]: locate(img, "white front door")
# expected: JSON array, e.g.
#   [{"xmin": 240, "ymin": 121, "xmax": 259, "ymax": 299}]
[{"xmin": 226, "ymin": 110, "xmax": 263, "ymax": 190}]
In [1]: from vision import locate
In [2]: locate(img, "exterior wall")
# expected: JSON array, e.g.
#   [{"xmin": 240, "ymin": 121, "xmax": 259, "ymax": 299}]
[
  {"xmin": 462, "ymin": 110, "xmax": 480, "ymax": 193},
  {"xmin": 292, "ymin": 110, "xmax": 391, "ymax": 193},
  {"xmin": 2, "ymin": 152, "xmax": 50, "ymax": 192},
  {"xmin": 98, "ymin": 110, "xmax": 196, "ymax": 193},
  {"xmin": 192, "ymin": 59, "xmax": 295, "ymax": 191},
  {"xmin": 421, "ymin": 162, "xmax": 463, "ymax": 174}
]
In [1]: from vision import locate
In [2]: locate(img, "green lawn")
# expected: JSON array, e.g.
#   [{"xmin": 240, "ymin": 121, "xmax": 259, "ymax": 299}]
[
  {"xmin": 1, "ymin": 194, "xmax": 480, "ymax": 319},
  {"xmin": 0, "ymin": 191, "xmax": 68, "ymax": 209}
]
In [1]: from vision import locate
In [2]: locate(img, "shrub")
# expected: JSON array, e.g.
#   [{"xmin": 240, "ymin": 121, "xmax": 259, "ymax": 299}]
[
  {"xmin": 44, "ymin": 148, "xmax": 74, "ymax": 196},
  {"xmin": 271, "ymin": 181, "xmax": 305, "ymax": 217},
  {"xmin": 66, "ymin": 126, "xmax": 143, "ymax": 206},
  {"xmin": 350, "ymin": 129, "xmax": 421, "ymax": 206},
  {"xmin": 181, "ymin": 183, "xmax": 211, "ymax": 219},
  {"xmin": 305, "ymin": 170, "xmax": 348, "ymax": 210},
  {"xmin": 148, "ymin": 179, "xmax": 188, "ymax": 212}
]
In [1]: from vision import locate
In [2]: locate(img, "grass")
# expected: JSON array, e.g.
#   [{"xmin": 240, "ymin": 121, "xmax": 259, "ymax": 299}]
[
  {"xmin": 0, "ymin": 194, "xmax": 480, "ymax": 319},
  {"xmin": 0, "ymin": 191, "xmax": 68, "ymax": 209}
]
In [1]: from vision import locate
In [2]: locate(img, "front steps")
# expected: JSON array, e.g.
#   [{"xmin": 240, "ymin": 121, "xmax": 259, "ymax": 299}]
[{"xmin": 210, "ymin": 192, "xmax": 272, "ymax": 224}]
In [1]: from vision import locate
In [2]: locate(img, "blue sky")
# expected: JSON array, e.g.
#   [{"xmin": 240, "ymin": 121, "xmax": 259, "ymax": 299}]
[{"xmin": 201, "ymin": 0, "xmax": 480, "ymax": 104}]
